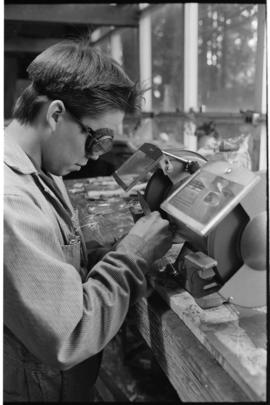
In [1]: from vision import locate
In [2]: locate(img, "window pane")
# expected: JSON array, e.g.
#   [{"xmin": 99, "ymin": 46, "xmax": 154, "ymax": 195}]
[
  {"xmin": 124, "ymin": 114, "xmax": 263, "ymax": 172},
  {"xmin": 119, "ymin": 28, "xmax": 139, "ymax": 82},
  {"xmin": 198, "ymin": 4, "xmax": 258, "ymax": 112},
  {"xmin": 151, "ymin": 4, "xmax": 184, "ymax": 113}
]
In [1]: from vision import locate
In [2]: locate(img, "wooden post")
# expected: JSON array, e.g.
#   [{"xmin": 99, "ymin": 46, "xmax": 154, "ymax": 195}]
[
  {"xmin": 183, "ymin": 3, "xmax": 198, "ymax": 150},
  {"xmin": 139, "ymin": 5, "xmax": 152, "ymax": 111},
  {"xmin": 254, "ymin": 4, "xmax": 267, "ymax": 170},
  {"xmin": 111, "ymin": 31, "xmax": 124, "ymax": 136},
  {"xmin": 4, "ymin": 56, "xmax": 18, "ymax": 119},
  {"xmin": 139, "ymin": 4, "xmax": 153, "ymax": 139},
  {"xmin": 111, "ymin": 31, "xmax": 123, "ymax": 65}
]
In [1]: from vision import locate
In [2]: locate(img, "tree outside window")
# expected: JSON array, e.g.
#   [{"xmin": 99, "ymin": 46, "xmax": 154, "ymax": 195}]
[
  {"xmin": 151, "ymin": 4, "xmax": 184, "ymax": 113},
  {"xmin": 198, "ymin": 4, "xmax": 259, "ymax": 112}
]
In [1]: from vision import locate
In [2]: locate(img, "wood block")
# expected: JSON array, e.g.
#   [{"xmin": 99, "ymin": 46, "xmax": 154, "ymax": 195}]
[
  {"xmin": 149, "ymin": 278, "xmax": 266, "ymax": 401},
  {"xmin": 132, "ymin": 293, "xmax": 249, "ymax": 402}
]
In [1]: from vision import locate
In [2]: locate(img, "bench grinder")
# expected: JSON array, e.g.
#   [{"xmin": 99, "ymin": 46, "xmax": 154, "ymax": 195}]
[{"xmin": 113, "ymin": 143, "xmax": 267, "ymax": 309}]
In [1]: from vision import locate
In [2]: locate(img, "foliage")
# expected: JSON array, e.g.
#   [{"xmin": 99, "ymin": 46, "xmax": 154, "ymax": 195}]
[
  {"xmin": 198, "ymin": 4, "xmax": 258, "ymax": 110},
  {"xmin": 150, "ymin": 3, "xmax": 259, "ymax": 112}
]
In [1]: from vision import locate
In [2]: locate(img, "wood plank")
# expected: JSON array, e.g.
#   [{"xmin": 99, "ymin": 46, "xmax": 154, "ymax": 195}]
[
  {"xmin": 132, "ymin": 293, "xmax": 249, "ymax": 402},
  {"xmin": 5, "ymin": 4, "xmax": 139, "ymax": 27},
  {"xmin": 149, "ymin": 275, "xmax": 266, "ymax": 401},
  {"xmin": 65, "ymin": 176, "xmax": 267, "ymax": 402}
]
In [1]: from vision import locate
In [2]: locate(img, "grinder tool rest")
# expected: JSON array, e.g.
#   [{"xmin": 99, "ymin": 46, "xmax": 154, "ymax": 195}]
[{"xmin": 113, "ymin": 144, "xmax": 267, "ymax": 309}]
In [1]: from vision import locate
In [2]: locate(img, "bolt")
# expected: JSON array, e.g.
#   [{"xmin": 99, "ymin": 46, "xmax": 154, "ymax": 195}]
[{"xmin": 225, "ymin": 168, "xmax": 232, "ymax": 174}]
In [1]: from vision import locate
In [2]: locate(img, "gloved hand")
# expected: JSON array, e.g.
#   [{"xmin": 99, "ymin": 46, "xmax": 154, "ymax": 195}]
[{"xmin": 127, "ymin": 211, "xmax": 174, "ymax": 264}]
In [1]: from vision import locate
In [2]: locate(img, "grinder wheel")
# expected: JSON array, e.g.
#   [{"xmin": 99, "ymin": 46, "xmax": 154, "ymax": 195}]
[
  {"xmin": 207, "ymin": 204, "xmax": 250, "ymax": 282},
  {"xmin": 144, "ymin": 168, "xmax": 172, "ymax": 216}
]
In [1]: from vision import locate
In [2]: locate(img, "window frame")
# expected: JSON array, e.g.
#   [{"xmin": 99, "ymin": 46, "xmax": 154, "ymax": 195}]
[
  {"xmin": 91, "ymin": 3, "xmax": 266, "ymax": 116},
  {"xmin": 92, "ymin": 3, "xmax": 267, "ymax": 168}
]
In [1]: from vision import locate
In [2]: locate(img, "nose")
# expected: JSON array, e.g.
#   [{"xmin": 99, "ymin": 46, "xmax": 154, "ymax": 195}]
[
  {"xmin": 88, "ymin": 153, "xmax": 100, "ymax": 160},
  {"xmin": 80, "ymin": 158, "xmax": 88, "ymax": 166},
  {"xmin": 85, "ymin": 150, "xmax": 103, "ymax": 160}
]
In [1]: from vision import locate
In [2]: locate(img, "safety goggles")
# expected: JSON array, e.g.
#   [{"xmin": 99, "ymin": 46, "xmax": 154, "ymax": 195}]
[{"xmin": 66, "ymin": 109, "xmax": 114, "ymax": 157}]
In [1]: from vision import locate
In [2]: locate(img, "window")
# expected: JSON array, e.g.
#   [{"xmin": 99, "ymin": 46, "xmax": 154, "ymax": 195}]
[
  {"xmin": 119, "ymin": 28, "xmax": 139, "ymax": 83},
  {"xmin": 151, "ymin": 4, "xmax": 184, "ymax": 113},
  {"xmin": 198, "ymin": 4, "xmax": 259, "ymax": 112}
]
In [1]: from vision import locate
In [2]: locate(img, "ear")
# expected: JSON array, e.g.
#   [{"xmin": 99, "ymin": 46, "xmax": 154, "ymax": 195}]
[{"xmin": 46, "ymin": 100, "xmax": 66, "ymax": 131}]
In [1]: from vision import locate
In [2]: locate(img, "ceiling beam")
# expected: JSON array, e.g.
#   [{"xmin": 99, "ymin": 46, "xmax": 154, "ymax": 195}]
[
  {"xmin": 138, "ymin": 3, "xmax": 165, "ymax": 16},
  {"xmin": 5, "ymin": 4, "xmax": 139, "ymax": 27},
  {"xmin": 89, "ymin": 4, "xmax": 164, "ymax": 45}
]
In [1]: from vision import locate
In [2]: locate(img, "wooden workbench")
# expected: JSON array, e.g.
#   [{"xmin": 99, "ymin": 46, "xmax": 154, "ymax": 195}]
[{"xmin": 65, "ymin": 176, "xmax": 267, "ymax": 402}]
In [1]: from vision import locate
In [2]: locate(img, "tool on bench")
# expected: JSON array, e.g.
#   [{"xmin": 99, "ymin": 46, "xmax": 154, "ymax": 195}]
[{"xmin": 113, "ymin": 143, "xmax": 267, "ymax": 309}]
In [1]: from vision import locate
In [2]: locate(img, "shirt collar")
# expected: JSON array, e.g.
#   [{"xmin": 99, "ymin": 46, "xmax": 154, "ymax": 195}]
[{"xmin": 4, "ymin": 133, "xmax": 38, "ymax": 175}]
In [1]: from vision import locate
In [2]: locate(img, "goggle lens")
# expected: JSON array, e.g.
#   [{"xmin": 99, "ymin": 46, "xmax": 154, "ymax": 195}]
[
  {"xmin": 65, "ymin": 108, "xmax": 114, "ymax": 157},
  {"xmin": 85, "ymin": 128, "xmax": 114, "ymax": 156}
]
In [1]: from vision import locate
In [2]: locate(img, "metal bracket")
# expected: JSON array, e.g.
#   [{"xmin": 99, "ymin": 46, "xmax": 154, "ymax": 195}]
[
  {"xmin": 184, "ymin": 160, "xmax": 200, "ymax": 174},
  {"xmin": 182, "ymin": 251, "xmax": 221, "ymax": 298}
]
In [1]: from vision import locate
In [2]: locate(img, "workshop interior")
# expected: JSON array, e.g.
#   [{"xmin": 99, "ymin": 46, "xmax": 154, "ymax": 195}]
[{"xmin": 4, "ymin": 2, "xmax": 268, "ymax": 402}]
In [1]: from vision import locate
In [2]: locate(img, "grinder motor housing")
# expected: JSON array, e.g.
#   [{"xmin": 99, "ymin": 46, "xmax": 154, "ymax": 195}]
[
  {"xmin": 143, "ymin": 149, "xmax": 267, "ymax": 308},
  {"xmin": 113, "ymin": 144, "xmax": 267, "ymax": 308}
]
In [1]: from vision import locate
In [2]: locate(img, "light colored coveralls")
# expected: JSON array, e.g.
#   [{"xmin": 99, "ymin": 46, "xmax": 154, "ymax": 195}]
[{"xmin": 4, "ymin": 134, "xmax": 151, "ymax": 402}]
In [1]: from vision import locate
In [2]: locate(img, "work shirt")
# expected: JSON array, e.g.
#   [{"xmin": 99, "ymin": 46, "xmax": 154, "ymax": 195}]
[{"xmin": 4, "ymin": 133, "xmax": 150, "ymax": 402}]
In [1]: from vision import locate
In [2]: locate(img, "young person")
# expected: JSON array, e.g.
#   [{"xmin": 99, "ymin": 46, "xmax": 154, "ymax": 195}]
[{"xmin": 4, "ymin": 38, "xmax": 173, "ymax": 402}]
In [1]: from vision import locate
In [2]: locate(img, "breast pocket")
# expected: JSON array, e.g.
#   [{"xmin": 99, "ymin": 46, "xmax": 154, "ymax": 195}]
[
  {"xmin": 61, "ymin": 239, "xmax": 81, "ymax": 270},
  {"xmin": 61, "ymin": 240, "xmax": 87, "ymax": 280}
]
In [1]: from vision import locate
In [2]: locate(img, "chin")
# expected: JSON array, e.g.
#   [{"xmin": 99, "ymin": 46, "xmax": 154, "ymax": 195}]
[
  {"xmin": 60, "ymin": 169, "xmax": 73, "ymax": 176},
  {"xmin": 48, "ymin": 167, "xmax": 68, "ymax": 177},
  {"xmin": 62, "ymin": 166, "xmax": 81, "ymax": 176},
  {"xmin": 46, "ymin": 164, "xmax": 79, "ymax": 177}
]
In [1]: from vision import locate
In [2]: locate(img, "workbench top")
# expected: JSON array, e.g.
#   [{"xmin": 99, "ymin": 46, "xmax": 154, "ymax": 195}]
[{"xmin": 65, "ymin": 176, "xmax": 267, "ymax": 402}]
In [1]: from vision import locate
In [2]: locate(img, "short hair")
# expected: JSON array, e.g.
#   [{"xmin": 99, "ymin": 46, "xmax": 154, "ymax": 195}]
[{"xmin": 13, "ymin": 37, "xmax": 143, "ymax": 124}]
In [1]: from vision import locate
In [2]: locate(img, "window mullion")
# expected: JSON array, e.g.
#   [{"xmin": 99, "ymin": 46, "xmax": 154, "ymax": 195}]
[
  {"xmin": 139, "ymin": 4, "xmax": 152, "ymax": 113},
  {"xmin": 254, "ymin": 4, "xmax": 266, "ymax": 113},
  {"xmin": 184, "ymin": 3, "xmax": 198, "ymax": 149},
  {"xmin": 255, "ymin": 5, "xmax": 267, "ymax": 170}
]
